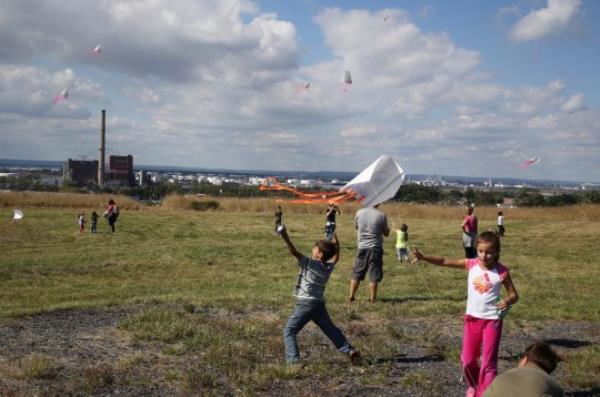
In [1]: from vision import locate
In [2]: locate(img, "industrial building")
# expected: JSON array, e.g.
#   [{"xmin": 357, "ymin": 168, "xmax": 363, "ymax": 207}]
[
  {"xmin": 62, "ymin": 110, "xmax": 137, "ymax": 187},
  {"xmin": 63, "ymin": 159, "xmax": 98, "ymax": 184},
  {"xmin": 109, "ymin": 155, "xmax": 134, "ymax": 186}
]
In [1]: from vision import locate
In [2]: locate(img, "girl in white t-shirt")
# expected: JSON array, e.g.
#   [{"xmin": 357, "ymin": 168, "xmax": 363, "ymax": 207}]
[{"xmin": 413, "ymin": 232, "xmax": 519, "ymax": 397}]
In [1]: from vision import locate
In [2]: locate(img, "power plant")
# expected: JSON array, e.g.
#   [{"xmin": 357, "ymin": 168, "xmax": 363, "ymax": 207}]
[{"xmin": 63, "ymin": 109, "xmax": 134, "ymax": 187}]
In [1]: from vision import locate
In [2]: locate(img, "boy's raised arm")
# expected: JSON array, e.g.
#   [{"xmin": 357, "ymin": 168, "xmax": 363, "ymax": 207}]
[
  {"xmin": 330, "ymin": 233, "xmax": 341, "ymax": 265},
  {"xmin": 280, "ymin": 228, "xmax": 303, "ymax": 260}
]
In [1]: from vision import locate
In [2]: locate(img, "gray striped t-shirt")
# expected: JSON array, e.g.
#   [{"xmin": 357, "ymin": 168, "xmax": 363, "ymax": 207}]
[{"xmin": 293, "ymin": 256, "xmax": 334, "ymax": 301}]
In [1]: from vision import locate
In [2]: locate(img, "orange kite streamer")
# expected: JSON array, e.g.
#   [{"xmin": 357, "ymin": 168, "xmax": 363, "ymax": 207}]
[{"xmin": 259, "ymin": 177, "xmax": 361, "ymax": 204}]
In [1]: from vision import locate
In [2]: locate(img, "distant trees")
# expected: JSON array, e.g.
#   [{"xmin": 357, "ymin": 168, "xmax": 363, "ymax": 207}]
[
  {"xmin": 392, "ymin": 185, "xmax": 506, "ymax": 205},
  {"xmin": 3, "ymin": 172, "xmax": 600, "ymax": 207},
  {"xmin": 514, "ymin": 188, "xmax": 600, "ymax": 206}
]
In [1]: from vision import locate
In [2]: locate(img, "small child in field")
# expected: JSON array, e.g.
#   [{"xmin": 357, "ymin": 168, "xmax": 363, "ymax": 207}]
[
  {"xmin": 413, "ymin": 231, "xmax": 519, "ymax": 397},
  {"xmin": 78, "ymin": 213, "xmax": 85, "ymax": 234},
  {"xmin": 395, "ymin": 223, "xmax": 409, "ymax": 263},
  {"xmin": 279, "ymin": 218, "xmax": 360, "ymax": 365},
  {"xmin": 497, "ymin": 211, "xmax": 505, "ymax": 237},
  {"xmin": 91, "ymin": 211, "xmax": 98, "ymax": 233},
  {"xmin": 325, "ymin": 203, "xmax": 340, "ymax": 241}
]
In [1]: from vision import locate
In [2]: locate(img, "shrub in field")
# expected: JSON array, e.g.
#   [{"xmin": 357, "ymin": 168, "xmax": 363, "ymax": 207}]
[
  {"xmin": 18, "ymin": 355, "xmax": 58, "ymax": 380},
  {"xmin": 190, "ymin": 200, "xmax": 219, "ymax": 211},
  {"xmin": 83, "ymin": 365, "xmax": 113, "ymax": 392}
]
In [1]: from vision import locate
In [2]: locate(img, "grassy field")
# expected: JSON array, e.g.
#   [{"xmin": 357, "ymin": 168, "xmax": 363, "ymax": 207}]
[{"xmin": 0, "ymin": 198, "xmax": 598, "ymax": 396}]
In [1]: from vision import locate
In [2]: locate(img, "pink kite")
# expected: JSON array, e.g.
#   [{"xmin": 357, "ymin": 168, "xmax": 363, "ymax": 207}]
[
  {"xmin": 53, "ymin": 88, "xmax": 69, "ymax": 104},
  {"xmin": 89, "ymin": 44, "xmax": 102, "ymax": 55},
  {"xmin": 341, "ymin": 70, "xmax": 352, "ymax": 92},
  {"xmin": 520, "ymin": 157, "xmax": 541, "ymax": 169},
  {"xmin": 297, "ymin": 81, "xmax": 311, "ymax": 93}
]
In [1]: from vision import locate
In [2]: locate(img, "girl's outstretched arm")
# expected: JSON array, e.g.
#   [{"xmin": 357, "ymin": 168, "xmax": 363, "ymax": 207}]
[
  {"xmin": 413, "ymin": 247, "xmax": 466, "ymax": 269},
  {"xmin": 498, "ymin": 274, "xmax": 519, "ymax": 309}
]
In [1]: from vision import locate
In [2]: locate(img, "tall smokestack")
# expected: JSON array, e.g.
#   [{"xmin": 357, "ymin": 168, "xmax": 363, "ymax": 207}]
[{"xmin": 98, "ymin": 109, "xmax": 106, "ymax": 186}]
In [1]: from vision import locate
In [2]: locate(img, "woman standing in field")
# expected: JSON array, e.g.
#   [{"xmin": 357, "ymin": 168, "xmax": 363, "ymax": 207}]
[
  {"xmin": 105, "ymin": 199, "xmax": 119, "ymax": 233},
  {"xmin": 413, "ymin": 231, "xmax": 519, "ymax": 397},
  {"xmin": 462, "ymin": 205, "xmax": 478, "ymax": 258}
]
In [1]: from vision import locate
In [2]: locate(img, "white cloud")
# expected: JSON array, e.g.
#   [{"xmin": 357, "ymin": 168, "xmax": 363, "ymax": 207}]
[
  {"xmin": 340, "ymin": 124, "xmax": 377, "ymax": 138},
  {"xmin": 0, "ymin": 64, "xmax": 102, "ymax": 118},
  {"xmin": 561, "ymin": 93, "xmax": 586, "ymax": 113},
  {"xmin": 509, "ymin": 0, "xmax": 581, "ymax": 42}
]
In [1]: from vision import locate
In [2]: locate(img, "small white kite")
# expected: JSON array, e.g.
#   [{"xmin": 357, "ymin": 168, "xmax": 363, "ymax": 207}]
[
  {"xmin": 13, "ymin": 209, "xmax": 23, "ymax": 222},
  {"xmin": 89, "ymin": 44, "xmax": 102, "ymax": 55},
  {"xmin": 298, "ymin": 81, "xmax": 311, "ymax": 93},
  {"xmin": 53, "ymin": 88, "xmax": 69, "ymax": 104},
  {"xmin": 383, "ymin": 14, "xmax": 390, "ymax": 22},
  {"xmin": 520, "ymin": 157, "xmax": 541, "ymax": 169},
  {"xmin": 341, "ymin": 70, "xmax": 352, "ymax": 92},
  {"xmin": 341, "ymin": 154, "xmax": 405, "ymax": 207}
]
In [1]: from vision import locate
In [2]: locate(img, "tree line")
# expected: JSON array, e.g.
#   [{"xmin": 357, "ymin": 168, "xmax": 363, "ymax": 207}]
[{"xmin": 2, "ymin": 175, "xmax": 599, "ymax": 206}]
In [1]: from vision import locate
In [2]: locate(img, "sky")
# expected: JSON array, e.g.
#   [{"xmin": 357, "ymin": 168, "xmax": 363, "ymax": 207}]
[{"xmin": 0, "ymin": 0, "xmax": 599, "ymax": 182}]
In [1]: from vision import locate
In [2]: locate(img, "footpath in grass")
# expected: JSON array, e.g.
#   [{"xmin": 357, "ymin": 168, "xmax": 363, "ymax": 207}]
[{"xmin": 0, "ymin": 207, "xmax": 598, "ymax": 396}]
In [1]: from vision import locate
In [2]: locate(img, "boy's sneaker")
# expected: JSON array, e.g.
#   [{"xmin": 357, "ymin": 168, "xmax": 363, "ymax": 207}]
[{"xmin": 348, "ymin": 349, "xmax": 361, "ymax": 365}]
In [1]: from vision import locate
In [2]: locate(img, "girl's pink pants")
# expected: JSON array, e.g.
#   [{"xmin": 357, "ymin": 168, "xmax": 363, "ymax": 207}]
[{"xmin": 461, "ymin": 315, "xmax": 503, "ymax": 397}]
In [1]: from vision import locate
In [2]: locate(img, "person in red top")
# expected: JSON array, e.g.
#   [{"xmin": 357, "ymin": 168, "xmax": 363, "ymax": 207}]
[
  {"xmin": 105, "ymin": 199, "xmax": 119, "ymax": 233},
  {"xmin": 462, "ymin": 205, "xmax": 478, "ymax": 258}
]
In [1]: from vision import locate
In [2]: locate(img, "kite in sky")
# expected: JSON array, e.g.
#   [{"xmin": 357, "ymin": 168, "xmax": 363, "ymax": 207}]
[
  {"xmin": 260, "ymin": 155, "xmax": 405, "ymax": 206},
  {"xmin": 340, "ymin": 154, "xmax": 405, "ymax": 207},
  {"xmin": 520, "ymin": 157, "xmax": 541, "ymax": 169},
  {"xmin": 89, "ymin": 44, "xmax": 102, "ymax": 55},
  {"xmin": 383, "ymin": 14, "xmax": 390, "ymax": 21},
  {"xmin": 298, "ymin": 81, "xmax": 311, "ymax": 93},
  {"xmin": 341, "ymin": 70, "xmax": 352, "ymax": 92},
  {"xmin": 53, "ymin": 88, "xmax": 69, "ymax": 104}
]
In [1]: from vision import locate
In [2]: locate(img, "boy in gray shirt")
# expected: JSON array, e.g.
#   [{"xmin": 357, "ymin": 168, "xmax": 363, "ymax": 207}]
[{"xmin": 279, "ymin": 222, "xmax": 360, "ymax": 365}]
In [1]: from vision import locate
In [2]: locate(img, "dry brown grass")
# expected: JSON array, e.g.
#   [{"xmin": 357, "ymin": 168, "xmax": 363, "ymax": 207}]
[
  {"xmin": 212, "ymin": 198, "xmax": 600, "ymax": 221},
  {"xmin": 0, "ymin": 191, "xmax": 142, "ymax": 211},
  {"xmin": 380, "ymin": 202, "xmax": 600, "ymax": 221},
  {"xmin": 2, "ymin": 191, "xmax": 599, "ymax": 221}
]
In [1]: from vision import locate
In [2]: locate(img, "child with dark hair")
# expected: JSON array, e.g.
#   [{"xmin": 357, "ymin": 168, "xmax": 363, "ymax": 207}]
[
  {"xmin": 91, "ymin": 211, "xmax": 98, "ymax": 233},
  {"xmin": 279, "ymin": 215, "xmax": 359, "ymax": 365},
  {"xmin": 413, "ymin": 231, "xmax": 519, "ymax": 397},
  {"xmin": 496, "ymin": 211, "xmax": 505, "ymax": 237},
  {"xmin": 325, "ymin": 203, "xmax": 340, "ymax": 241},
  {"xmin": 483, "ymin": 342, "xmax": 563, "ymax": 397}
]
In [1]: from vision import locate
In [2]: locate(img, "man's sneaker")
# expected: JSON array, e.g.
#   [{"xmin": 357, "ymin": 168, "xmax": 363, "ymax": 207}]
[{"xmin": 348, "ymin": 349, "xmax": 361, "ymax": 365}]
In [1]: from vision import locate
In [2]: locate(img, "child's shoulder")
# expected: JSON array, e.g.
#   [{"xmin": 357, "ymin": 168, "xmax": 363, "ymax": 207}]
[{"xmin": 495, "ymin": 262, "xmax": 509, "ymax": 273}]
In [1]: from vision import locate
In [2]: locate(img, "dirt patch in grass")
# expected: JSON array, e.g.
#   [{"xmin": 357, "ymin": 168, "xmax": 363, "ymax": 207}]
[{"xmin": 0, "ymin": 305, "xmax": 598, "ymax": 396}]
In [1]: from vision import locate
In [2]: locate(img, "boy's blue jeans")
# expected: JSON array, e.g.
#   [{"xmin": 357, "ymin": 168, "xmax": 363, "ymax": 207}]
[{"xmin": 284, "ymin": 299, "xmax": 352, "ymax": 363}]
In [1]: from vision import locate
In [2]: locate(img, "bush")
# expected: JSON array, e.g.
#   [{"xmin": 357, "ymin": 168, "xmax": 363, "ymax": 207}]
[{"xmin": 190, "ymin": 200, "xmax": 220, "ymax": 211}]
